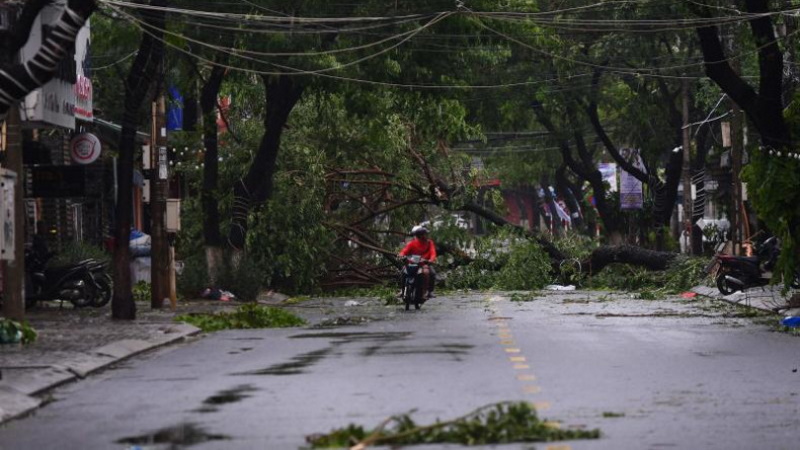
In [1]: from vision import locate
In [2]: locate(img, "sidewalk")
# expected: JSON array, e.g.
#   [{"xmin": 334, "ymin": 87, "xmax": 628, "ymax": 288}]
[
  {"xmin": 0, "ymin": 299, "xmax": 230, "ymax": 424},
  {"xmin": 691, "ymin": 284, "xmax": 797, "ymax": 313}
]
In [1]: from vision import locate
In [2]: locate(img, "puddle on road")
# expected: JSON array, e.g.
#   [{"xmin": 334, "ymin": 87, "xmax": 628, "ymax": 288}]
[
  {"xmin": 289, "ymin": 331, "xmax": 412, "ymax": 344},
  {"xmin": 116, "ymin": 423, "xmax": 229, "ymax": 447},
  {"xmin": 232, "ymin": 347, "xmax": 334, "ymax": 376},
  {"xmin": 194, "ymin": 384, "xmax": 258, "ymax": 413},
  {"xmin": 364, "ymin": 343, "xmax": 473, "ymax": 360},
  {"xmin": 232, "ymin": 332, "xmax": 419, "ymax": 377},
  {"xmin": 228, "ymin": 347, "xmax": 255, "ymax": 355}
]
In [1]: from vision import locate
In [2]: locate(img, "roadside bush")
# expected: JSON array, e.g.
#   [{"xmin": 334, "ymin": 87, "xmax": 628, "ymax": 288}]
[
  {"xmin": 177, "ymin": 252, "xmax": 266, "ymax": 302},
  {"xmin": 51, "ymin": 241, "xmax": 109, "ymax": 266}
]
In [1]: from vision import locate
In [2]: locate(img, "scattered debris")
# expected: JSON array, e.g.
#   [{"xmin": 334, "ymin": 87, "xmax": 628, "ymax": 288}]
[
  {"xmin": 306, "ymin": 401, "xmax": 600, "ymax": 448},
  {"xmin": 781, "ymin": 316, "xmax": 800, "ymax": 327},
  {"xmin": 344, "ymin": 300, "xmax": 361, "ymax": 307},
  {"xmin": 200, "ymin": 287, "xmax": 236, "ymax": 302},
  {"xmin": 313, "ymin": 316, "xmax": 375, "ymax": 328},
  {"xmin": 545, "ymin": 284, "xmax": 576, "ymax": 291}
]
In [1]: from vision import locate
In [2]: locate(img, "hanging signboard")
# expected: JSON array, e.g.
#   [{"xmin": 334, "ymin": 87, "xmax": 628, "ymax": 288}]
[
  {"xmin": 70, "ymin": 132, "xmax": 101, "ymax": 164},
  {"xmin": 21, "ymin": 4, "xmax": 92, "ymax": 129},
  {"xmin": 620, "ymin": 148, "xmax": 645, "ymax": 210},
  {"xmin": 0, "ymin": 170, "xmax": 16, "ymax": 261}
]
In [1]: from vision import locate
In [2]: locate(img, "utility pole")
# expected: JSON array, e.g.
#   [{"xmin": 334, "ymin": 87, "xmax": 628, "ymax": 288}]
[
  {"xmin": 681, "ymin": 79, "xmax": 693, "ymax": 255},
  {"xmin": 730, "ymin": 102, "xmax": 744, "ymax": 254},
  {"xmin": 150, "ymin": 95, "xmax": 169, "ymax": 308},
  {"xmin": 1, "ymin": 105, "xmax": 24, "ymax": 321}
]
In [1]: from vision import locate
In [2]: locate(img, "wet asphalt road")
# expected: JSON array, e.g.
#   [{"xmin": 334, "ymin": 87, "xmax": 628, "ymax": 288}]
[{"xmin": 0, "ymin": 291, "xmax": 799, "ymax": 450}]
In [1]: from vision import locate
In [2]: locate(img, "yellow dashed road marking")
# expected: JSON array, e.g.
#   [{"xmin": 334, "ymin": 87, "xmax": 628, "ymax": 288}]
[
  {"xmin": 522, "ymin": 385, "xmax": 542, "ymax": 394},
  {"xmin": 544, "ymin": 445, "xmax": 571, "ymax": 450},
  {"xmin": 531, "ymin": 401, "xmax": 551, "ymax": 411},
  {"xmin": 509, "ymin": 356, "xmax": 526, "ymax": 362},
  {"xmin": 513, "ymin": 364, "xmax": 530, "ymax": 369},
  {"xmin": 516, "ymin": 374, "xmax": 536, "ymax": 381},
  {"xmin": 500, "ymin": 339, "xmax": 515, "ymax": 345},
  {"xmin": 504, "ymin": 348, "xmax": 521, "ymax": 353}
]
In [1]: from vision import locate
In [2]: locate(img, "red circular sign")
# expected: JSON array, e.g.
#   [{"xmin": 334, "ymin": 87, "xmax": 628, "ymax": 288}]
[{"xmin": 70, "ymin": 133, "xmax": 101, "ymax": 164}]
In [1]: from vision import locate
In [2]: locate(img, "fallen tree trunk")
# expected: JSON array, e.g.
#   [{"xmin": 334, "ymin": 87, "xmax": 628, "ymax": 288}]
[{"xmin": 583, "ymin": 245, "xmax": 678, "ymax": 274}]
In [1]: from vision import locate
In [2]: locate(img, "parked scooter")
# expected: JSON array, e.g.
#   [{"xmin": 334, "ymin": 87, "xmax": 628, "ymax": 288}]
[
  {"xmin": 24, "ymin": 249, "xmax": 112, "ymax": 309},
  {"xmin": 400, "ymin": 255, "xmax": 429, "ymax": 311},
  {"xmin": 710, "ymin": 237, "xmax": 800, "ymax": 295}
]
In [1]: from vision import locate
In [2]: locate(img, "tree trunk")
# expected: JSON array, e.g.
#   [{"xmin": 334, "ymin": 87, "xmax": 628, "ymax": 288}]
[
  {"xmin": 584, "ymin": 245, "xmax": 677, "ymax": 274},
  {"xmin": 112, "ymin": 0, "xmax": 166, "ymax": 320},
  {"xmin": 694, "ymin": 0, "xmax": 790, "ymax": 149},
  {"xmin": 228, "ymin": 75, "xmax": 304, "ymax": 250},
  {"xmin": 200, "ymin": 65, "xmax": 226, "ymax": 278}
]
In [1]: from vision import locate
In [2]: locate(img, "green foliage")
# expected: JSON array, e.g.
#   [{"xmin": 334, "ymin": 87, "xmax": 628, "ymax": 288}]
[
  {"xmin": 0, "ymin": 319, "xmax": 37, "ymax": 344},
  {"xmin": 132, "ymin": 281, "xmax": 151, "ymax": 303},
  {"xmin": 307, "ymin": 401, "xmax": 600, "ymax": 448},
  {"xmin": 587, "ymin": 257, "xmax": 708, "ymax": 297},
  {"xmin": 443, "ymin": 228, "xmax": 552, "ymax": 291},
  {"xmin": 175, "ymin": 303, "xmax": 306, "ymax": 332},
  {"xmin": 51, "ymin": 241, "xmax": 109, "ymax": 266},
  {"xmin": 494, "ymin": 240, "xmax": 552, "ymax": 290},
  {"xmin": 509, "ymin": 292, "xmax": 538, "ymax": 302},
  {"xmin": 742, "ymin": 146, "xmax": 800, "ymax": 289}
]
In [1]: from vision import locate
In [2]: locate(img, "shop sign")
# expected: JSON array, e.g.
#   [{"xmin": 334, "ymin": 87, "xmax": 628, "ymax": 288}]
[
  {"xmin": 70, "ymin": 132, "xmax": 101, "ymax": 164},
  {"xmin": 21, "ymin": 5, "xmax": 92, "ymax": 129}
]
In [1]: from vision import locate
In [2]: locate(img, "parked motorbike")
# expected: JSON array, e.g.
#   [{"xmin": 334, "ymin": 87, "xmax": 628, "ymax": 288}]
[
  {"xmin": 25, "ymin": 250, "xmax": 112, "ymax": 309},
  {"xmin": 401, "ymin": 255, "xmax": 429, "ymax": 311},
  {"xmin": 709, "ymin": 237, "xmax": 800, "ymax": 295}
]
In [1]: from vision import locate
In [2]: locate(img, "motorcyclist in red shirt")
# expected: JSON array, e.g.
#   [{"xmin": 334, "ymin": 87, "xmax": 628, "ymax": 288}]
[{"xmin": 398, "ymin": 225, "xmax": 436, "ymax": 299}]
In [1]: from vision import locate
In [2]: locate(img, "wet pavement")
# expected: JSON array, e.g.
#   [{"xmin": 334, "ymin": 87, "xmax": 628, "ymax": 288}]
[{"xmin": 0, "ymin": 291, "xmax": 798, "ymax": 449}]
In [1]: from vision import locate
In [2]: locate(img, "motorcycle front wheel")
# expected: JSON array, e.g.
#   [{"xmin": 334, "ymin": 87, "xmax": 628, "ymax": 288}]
[{"xmin": 716, "ymin": 273, "xmax": 740, "ymax": 295}]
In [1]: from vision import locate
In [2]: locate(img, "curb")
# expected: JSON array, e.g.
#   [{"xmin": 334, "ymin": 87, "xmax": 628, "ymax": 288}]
[{"xmin": 0, "ymin": 323, "xmax": 201, "ymax": 425}]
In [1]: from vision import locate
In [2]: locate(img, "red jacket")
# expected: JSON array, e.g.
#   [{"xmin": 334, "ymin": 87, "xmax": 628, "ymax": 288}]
[{"xmin": 399, "ymin": 238, "xmax": 437, "ymax": 262}]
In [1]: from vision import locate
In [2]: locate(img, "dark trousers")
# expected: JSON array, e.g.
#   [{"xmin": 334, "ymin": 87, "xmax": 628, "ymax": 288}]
[{"xmin": 400, "ymin": 265, "xmax": 436, "ymax": 292}]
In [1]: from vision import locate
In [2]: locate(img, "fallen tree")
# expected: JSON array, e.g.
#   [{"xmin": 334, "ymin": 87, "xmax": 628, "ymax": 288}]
[{"xmin": 320, "ymin": 139, "xmax": 680, "ymax": 289}]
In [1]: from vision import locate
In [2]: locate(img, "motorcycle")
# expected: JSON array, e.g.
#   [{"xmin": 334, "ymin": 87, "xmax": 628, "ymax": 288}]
[
  {"xmin": 709, "ymin": 237, "xmax": 800, "ymax": 295},
  {"xmin": 401, "ymin": 255, "xmax": 430, "ymax": 311},
  {"xmin": 25, "ymin": 250, "xmax": 113, "ymax": 309}
]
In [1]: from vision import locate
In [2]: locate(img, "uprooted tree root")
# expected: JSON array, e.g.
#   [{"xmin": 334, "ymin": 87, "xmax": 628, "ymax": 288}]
[{"xmin": 305, "ymin": 401, "xmax": 600, "ymax": 449}]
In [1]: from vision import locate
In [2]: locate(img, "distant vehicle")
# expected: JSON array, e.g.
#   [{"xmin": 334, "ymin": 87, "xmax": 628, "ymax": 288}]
[{"xmin": 708, "ymin": 237, "xmax": 800, "ymax": 294}]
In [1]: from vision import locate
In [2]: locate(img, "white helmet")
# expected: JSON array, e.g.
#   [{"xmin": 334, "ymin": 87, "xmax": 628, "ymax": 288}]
[{"xmin": 411, "ymin": 225, "xmax": 428, "ymax": 236}]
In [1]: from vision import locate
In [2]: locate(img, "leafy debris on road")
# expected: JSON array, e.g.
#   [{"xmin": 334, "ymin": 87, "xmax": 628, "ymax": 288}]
[
  {"xmin": 175, "ymin": 303, "xmax": 305, "ymax": 332},
  {"xmin": 305, "ymin": 401, "xmax": 600, "ymax": 448},
  {"xmin": 0, "ymin": 319, "xmax": 37, "ymax": 344},
  {"xmin": 510, "ymin": 292, "xmax": 539, "ymax": 302}
]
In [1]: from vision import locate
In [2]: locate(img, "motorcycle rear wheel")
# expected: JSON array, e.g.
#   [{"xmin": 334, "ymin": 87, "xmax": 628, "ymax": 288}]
[
  {"xmin": 716, "ymin": 273, "xmax": 740, "ymax": 295},
  {"xmin": 90, "ymin": 274, "xmax": 113, "ymax": 308}
]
